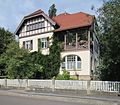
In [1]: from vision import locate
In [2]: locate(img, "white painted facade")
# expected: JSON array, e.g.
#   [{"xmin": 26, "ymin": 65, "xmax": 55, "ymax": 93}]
[
  {"xmin": 60, "ymin": 50, "xmax": 91, "ymax": 77},
  {"xmin": 19, "ymin": 32, "xmax": 53, "ymax": 55},
  {"xmin": 16, "ymin": 10, "xmax": 99, "ymax": 80}
]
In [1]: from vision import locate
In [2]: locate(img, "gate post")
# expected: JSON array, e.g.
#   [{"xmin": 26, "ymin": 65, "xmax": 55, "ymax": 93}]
[
  {"xmin": 87, "ymin": 80, "xmax": 91, "ymax": 95},
  {"xmin": 52, "ymin": 78, "xmax": 55, "ymax": 92}
]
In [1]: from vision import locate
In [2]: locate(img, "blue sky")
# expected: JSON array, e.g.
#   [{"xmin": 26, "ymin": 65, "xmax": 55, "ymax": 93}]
[{"xmin": 0, "ymin": 0, "xmax": 103, "ymax": 33}]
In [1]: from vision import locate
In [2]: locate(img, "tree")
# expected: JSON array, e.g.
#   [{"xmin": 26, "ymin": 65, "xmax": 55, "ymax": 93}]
[
  {"xmin": 47, "ymin": 34, "xmax": 61, "ymax": 78},
  {"xmin": 0, "ymin": 27, "xmax": 14, "ymax": 76},
  {"xmin": 29, "ymin": 51, "xmax": 45, "ymax": 79},
  {"xmin": 48, "ymin": 4, "xmax": 57, "ymax": 18},
  {"xmin": 0, "ymin": 27, "xmax": 14, "ymax": 55},
  {"xmin": 98, "ymin": 0, "xmax": 120, "ymax": 81},
  {"xmin": 0, "ymin": 41, "xmax": 42, "ymax": 79}
]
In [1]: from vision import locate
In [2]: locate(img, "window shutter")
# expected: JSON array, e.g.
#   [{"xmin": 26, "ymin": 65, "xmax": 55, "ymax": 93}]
[
  {"xmin": 30, "ymin": 40, "xmax": 33, "ymax": 50},
  {"xmin": 38, "ymin": 39, "xmax": 41, "ymax": 51},
  {"xmin": 47, "ymin": 37, "xmax": 49, "ymax": 48},
  {"xmin": 23, "ymin": 41, "xmax": 25, "ymax": 49}
]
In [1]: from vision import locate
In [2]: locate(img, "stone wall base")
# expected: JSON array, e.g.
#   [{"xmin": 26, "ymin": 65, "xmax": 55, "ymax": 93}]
[{"xmin": 70, "ymin": 75, "xmax": 91, "ymax": 80}]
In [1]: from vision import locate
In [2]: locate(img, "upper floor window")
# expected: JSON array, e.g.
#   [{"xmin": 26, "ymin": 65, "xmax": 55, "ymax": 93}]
[
  {"xmin": 23, "ymin": 40, "xmax": 33, "ymax": 50},
  {"xmin": 62, "ymin": 55, "xmax": 81, "ymax": 70},
  {"xmin": 26, "ymin": 21, "xmax": 45, "ymax": 31}
]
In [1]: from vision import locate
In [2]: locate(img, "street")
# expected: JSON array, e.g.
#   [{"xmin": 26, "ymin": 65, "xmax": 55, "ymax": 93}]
[{"xmin": 0, "ymin": 95, "xmax": 89, "ymax": 105}]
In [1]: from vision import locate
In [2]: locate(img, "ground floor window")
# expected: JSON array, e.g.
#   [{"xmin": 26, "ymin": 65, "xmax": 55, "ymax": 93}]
[
  {"xmin": 23, "ymin": 40, "xmax": 33, "ymax": 50},
  {"xmin": 62, "ymin": 55, "xmax": 81, "ymax": 70},
  {"xmin": 38, "ymin": 37, "xmax": 49, "ymax": 49}
]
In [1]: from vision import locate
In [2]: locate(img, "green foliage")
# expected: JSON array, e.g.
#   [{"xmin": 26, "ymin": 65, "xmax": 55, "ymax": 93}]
[
  {"xmin": 0, "ymin": 27, "xmax": 14, "ymax": 55},
  {"xmin": 25, "ymin": 33, "xmax": 61, "ymax": 79},
  {"xmin": 66, "ymin": 31, "xmax": 76, "ymax": 46},
  {"xmin": 48, "ymin": 4, "xmax": 57, "ymax": 18},
  {"xmin": 0, "ymin": 41, "xmax": 43, "ymax": 79},
  {"xmin": 98, "ymin": 0, "xmax": 120, "ymax": 81},
  {"xmin": 0, "ymin": 27, "xmax": 14, "ymax": 76},
  {"xmin": 41, "ymin": 34, "xmax": 61, "ymax": 79},
  {"xmin": 0, "ymin": 29, "xmax": 61, "ymax": 79},
  {"xmin": 48, "ymin": 34, "xmax": 61, "ymax": 78},
  {"xmin": 56, "ymin": 70, "xmax": 70, "ymax": 80}
]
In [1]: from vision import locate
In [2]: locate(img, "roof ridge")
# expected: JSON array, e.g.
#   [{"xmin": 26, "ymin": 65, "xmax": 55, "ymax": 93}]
[
  {"xmin": 56, "ymin": 11, "xmax": 94, "ymax": 18},
  {"xmin": 78, "ymin": 11, "xmax": 94, "ymax": 17},
  {"xmin": 57, "ymin": 12, "xmax": 70, "ymax": 16},
  {"xmin": 24, "ymin": 9, "xmax": 43, "ymax": 18}
]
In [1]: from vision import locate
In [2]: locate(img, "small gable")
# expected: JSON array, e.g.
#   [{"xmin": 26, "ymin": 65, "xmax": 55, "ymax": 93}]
[{"xmin": 15, "ymin": 9, "xmax": 56, "ymax": 35}]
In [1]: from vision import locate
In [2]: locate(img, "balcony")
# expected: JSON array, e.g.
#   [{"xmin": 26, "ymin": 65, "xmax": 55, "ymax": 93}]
[{"xmin": 63, "ymin": 41, "xmax": 88, "ymax": 51}]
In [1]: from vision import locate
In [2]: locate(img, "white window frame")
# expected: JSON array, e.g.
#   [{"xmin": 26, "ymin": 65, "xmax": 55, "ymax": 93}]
[
  {"xmin": 62, "ymin": 55, "xmax": 81, "ymax": 70},
  {"xmin": 24, "ymin": 40, "xmax": 33, "ymax": 50},
  {"xmin": 41, "ymin": 38, "xmax": 48, "ymax": 49}
]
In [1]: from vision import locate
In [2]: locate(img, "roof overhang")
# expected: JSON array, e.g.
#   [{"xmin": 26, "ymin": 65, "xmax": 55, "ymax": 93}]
[
  {"xmin": 15, "ymin": 12, "xmax": 56, "ymax": 35},
  {"xmin": 54, "ymin": 24, "xmax": 92, "ymax": 32}
]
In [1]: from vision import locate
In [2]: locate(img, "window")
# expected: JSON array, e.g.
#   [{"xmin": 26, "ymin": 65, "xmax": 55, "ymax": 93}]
[
  {"xmin": 23, "ymin": 40, "xmax": 33, "ymax": 50},
  {"xmin": 41, "ymin": 38, "xmax": 48, "ymax": 49},
  {"xmin": 62, "ymin": 58, "xmax": 65, "ymax": 69},
  {"xmin": 62, "ymin": 55, "xmax": 81, "ymax": 70},
  {"xmin": 36, "ymin": 23, "xmax": 39, "ymax": 29},
  {"xmin": 77, "ymin": 57, "xmax": 81, "ymax": 69},
  {"xmin": 30, "ymin": 25, "xmax": 32, "ymax": 31},
  {"xmin": 26, "ymin": 21, "xmax": 45, "ymax": 31},
  {"xmin": 67, "ymin": 55, "xmax": 76, "ymax": 69},
  {"xmin": 33, "ymin": 24, "xmax": 36, "ymax": 30}
]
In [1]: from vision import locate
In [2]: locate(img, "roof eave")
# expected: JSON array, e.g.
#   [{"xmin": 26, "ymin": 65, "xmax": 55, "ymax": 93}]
[
  {"xmin": 15, "ymin": 12, "xmax": 56, "ymax": 36},
  {"xmin": 54, "ymin": 24, "xmax": 92, "ymax": 32}
]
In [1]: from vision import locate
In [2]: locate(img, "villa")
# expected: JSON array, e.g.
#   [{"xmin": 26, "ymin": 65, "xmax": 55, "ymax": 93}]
[{"xmin": 15, "ymin": 9, "xmax": 99, "ymax": 80}]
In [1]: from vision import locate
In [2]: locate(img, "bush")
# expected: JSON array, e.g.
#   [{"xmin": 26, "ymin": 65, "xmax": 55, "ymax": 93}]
[{"xmin": 56, "ymin": 70, "xmax": 70, "ymax": 80}]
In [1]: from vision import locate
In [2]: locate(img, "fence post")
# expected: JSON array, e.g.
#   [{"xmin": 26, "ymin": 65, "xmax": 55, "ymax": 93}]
[
  {"xmin": 52, "ymin": 78, "xmax": 55, "ymax": 92},
  {"xmin": 4, "ymin": 78, "xmax": 7, "ymax": 88},
  {"xmin": 25, "ymin": 79, "xmax": 30, "ymax": 90},
  {"xmin": 25, "ymin": 79, "xmax": 28, "ymax": 87},
  {"xmin": 87, "ymin": 80, "xmax": 91, "ymax": 95}
]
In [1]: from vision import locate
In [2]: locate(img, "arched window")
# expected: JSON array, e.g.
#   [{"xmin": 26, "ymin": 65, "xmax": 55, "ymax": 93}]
[{"xmin": 62, "ymin": 55, "xmax": 81, "ymax": 70}]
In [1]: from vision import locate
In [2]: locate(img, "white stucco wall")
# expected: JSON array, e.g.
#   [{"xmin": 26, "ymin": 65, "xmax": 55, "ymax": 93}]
[
  {"xmin": 60, "ymin": 50, "xmax": 91, "ymax": 76},
  {"xmin": 19, "ymin": 32, "xmax": 53, "ymax": 55}
]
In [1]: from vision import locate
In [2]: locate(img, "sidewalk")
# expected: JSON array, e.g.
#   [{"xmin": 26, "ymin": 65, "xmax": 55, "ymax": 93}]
[{"xmin": 0, "ymin": 88, "xmax": 120, "ymax": 105}]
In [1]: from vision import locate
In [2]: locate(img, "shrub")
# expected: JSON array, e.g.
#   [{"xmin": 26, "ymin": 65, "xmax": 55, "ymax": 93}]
[{"xmin": 56, "ymin": 70, "xmax": 70, "ymax": 80}]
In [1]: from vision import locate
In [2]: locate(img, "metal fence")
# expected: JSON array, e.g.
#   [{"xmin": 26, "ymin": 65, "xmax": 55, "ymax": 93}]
[
  {"xmin": 90, "ymin": 81, "xmax": 120, "ymax": 92},
  {"xmin": 0, "ymin": 79, "xmax": 120, "ymax": 93}
]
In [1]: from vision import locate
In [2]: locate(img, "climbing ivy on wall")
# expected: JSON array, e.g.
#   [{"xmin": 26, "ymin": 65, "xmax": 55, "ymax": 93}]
[{"xmin": 31, "ymin": 33, "xmax": 61, "ymax": 79}]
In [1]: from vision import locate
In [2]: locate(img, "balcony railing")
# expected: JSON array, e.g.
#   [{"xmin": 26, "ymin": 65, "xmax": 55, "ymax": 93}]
[{"xmin": 63, "ymin": 40, "xmax": 88, "ymax": 51}]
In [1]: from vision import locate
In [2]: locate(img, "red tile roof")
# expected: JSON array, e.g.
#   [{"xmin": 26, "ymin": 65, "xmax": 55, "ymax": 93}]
[{"xmin": 53, "ymin": 12, "xmax": 94, "ymax": 32}]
